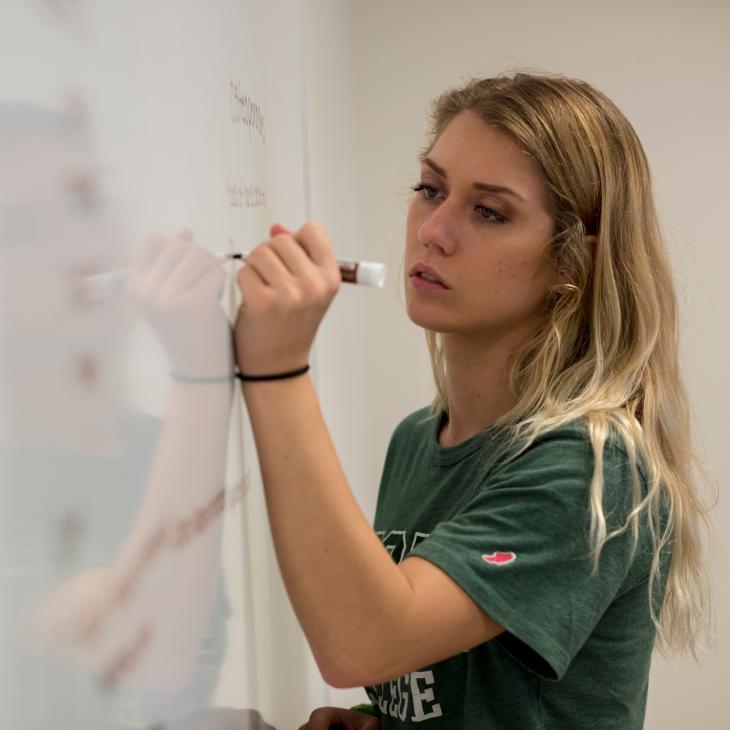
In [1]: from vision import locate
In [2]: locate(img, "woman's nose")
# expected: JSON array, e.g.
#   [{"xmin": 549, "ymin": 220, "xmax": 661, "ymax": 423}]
[{"xmin": 417, "ymin": 202, "xmax": 458, "ymax": 255}]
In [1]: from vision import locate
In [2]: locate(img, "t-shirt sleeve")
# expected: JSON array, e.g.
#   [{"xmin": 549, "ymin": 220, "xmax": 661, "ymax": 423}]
[{"xmin": 407, "ymin": 426, "xmax": 645, "ymax": 681}]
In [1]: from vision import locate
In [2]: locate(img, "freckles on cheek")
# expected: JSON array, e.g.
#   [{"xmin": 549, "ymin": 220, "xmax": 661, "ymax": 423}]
[
  {"xmin": 492, "ymin": 258, "xmax": 522, "ymax": 282},
  {"xmin": 505, "ymin": 258, "xmax": 535, "ymax": 281}
]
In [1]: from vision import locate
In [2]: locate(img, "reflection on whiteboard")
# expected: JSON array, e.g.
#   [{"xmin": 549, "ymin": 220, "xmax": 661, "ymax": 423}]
[{"xmin": 1, "ymin": 1, "xmax": 311, "ymax": 728}]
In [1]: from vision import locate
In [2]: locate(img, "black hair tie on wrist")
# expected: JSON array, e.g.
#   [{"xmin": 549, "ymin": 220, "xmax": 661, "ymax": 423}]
[{"xmin": 235, "ymin": 364, "xmax": 310, "ymax": 382}]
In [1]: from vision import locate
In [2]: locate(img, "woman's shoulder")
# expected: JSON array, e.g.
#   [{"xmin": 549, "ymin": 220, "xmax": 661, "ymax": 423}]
[
  {"xmin": 496, "ymin": 414, "xmax": 649, "ymax": 484},
  {"xmin": 390, "ymin": 405, "xmax": 439, "ymax": 441}
]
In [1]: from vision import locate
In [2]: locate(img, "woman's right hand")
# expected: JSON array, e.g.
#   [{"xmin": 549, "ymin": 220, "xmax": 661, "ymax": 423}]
[{"xmin": 298, "ymin": 706, "xmax": 381, "ymax": 730}]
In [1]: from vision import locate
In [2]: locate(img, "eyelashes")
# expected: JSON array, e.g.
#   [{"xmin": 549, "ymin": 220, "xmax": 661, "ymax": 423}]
[{"xmin": 411, "ymin": 183, "xmax": 507, "ymax": 224}]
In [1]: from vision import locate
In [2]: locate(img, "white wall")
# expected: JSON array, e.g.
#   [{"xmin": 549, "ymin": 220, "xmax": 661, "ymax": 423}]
[{"xmin": 305, "ymin": 0, "xmax": 730, "ymax": 723}]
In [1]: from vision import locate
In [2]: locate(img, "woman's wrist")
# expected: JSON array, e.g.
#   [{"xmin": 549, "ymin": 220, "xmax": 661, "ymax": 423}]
[{"xmin": 235, "ymin": 364, "xmax": 310, "ymax": 382}]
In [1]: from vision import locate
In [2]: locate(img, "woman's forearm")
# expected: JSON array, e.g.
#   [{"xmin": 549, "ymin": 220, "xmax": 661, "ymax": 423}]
[{"xmin": 241, "ymin": 374, "xmax": 413, "ymax": 685}]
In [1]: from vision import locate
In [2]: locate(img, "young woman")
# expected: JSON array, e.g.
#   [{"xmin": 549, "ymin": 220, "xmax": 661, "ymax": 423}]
[{"xmin": 233, "ymin": 72, "xmax": 712, "ymax": 729}]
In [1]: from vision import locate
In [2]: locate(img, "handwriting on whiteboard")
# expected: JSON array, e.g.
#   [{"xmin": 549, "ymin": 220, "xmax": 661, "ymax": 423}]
[
  {"xmin": 225, "ymin": 181, "xmax": 267, "ymax": 209},
  {"xmin": 229, "ymin": 80, "xmax": 266, "ymax": 142}
]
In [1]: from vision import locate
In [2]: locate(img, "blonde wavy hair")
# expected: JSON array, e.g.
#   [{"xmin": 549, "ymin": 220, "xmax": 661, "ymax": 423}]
[{"xmin": 412, "ymin": 70, "xmax": 714, "ymax": 659}]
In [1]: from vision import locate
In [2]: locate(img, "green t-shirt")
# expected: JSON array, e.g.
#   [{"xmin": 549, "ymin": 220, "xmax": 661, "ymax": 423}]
[{"xmin": 365, "ymin": 407, "xmax": 670, "ymax": 729}]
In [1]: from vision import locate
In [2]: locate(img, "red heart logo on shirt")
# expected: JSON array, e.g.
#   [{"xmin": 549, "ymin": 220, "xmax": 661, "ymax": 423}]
[{"xmin": 482, "ymin": 551, "xmax": 516, "ymax": 565}]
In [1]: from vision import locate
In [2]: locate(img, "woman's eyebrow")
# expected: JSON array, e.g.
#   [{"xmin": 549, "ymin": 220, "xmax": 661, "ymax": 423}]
[{"xmin": 422, "ymin": 157, "xmax": 526, "ymax": 203}]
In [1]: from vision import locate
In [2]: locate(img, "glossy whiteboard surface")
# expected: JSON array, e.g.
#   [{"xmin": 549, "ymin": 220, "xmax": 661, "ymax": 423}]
[{"xmin": 0, "ymin": 1, "xmax": 309, "ymax": 727}]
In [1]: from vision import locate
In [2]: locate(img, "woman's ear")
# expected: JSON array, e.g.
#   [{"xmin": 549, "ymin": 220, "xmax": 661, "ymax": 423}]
[{"xmin": 548, "ymin": 233, "xmax": 597, "ymax": 299}]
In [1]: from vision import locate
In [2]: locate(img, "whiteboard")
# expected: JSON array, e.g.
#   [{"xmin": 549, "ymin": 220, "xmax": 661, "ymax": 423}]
[{"xmin": 0, "ymin": 1, "xmax": 316, "ymax": 728}]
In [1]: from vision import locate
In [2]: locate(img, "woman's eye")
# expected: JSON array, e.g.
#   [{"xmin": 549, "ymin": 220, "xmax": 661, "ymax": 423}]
[
  {"xmin": 411, "ymin": 183, "xmax": 438, "ymax": 200},
  {"xmin": 475, "ymin": 205, "xmax": 506, "ymax": 224},
  {"xmin": 411, "ymin": 183, "xmax": 506, "ymax": 224}
]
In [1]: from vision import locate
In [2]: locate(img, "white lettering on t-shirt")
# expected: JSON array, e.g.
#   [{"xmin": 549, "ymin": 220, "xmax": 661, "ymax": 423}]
[
  {"xmin": 410, "ymin": 670, "xmax": 443, "ymax": 721},
  {"xmin": 376, "ymin": 529, "xmax": 431, "ymax": 565},
  {"xmin": 378, "ymin": 530, "xmax": 408, "ymax": 563},
  {"xmin": 368, "ymin": 670, "xmax": 442, "ymax": 723},
  {"xmin": 410, "ymin": 531, "xmax": 430, "ymax": 553},
  {"xmin": 388, "ymin": 675, "xmax": 410, "ymax": 720},
  {"xmin": 372, "ymin": 689, "xmax": 388, "ymax": 715}
]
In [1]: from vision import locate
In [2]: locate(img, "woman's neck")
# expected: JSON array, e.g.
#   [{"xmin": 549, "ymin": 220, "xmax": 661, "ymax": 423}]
[{"xmin": 438, "ymin": 330, "xmax": 521, "ymax": 447}]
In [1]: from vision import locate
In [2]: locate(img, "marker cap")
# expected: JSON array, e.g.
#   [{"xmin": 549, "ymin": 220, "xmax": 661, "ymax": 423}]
[{"xmin": 356, "ymin": 261, "xmax": 386, "ymax": 288}]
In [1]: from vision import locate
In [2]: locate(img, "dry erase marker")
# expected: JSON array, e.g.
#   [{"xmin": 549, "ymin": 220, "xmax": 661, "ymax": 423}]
[
  {"xmin": 80, "ymin": 251, "xmax": 386, "ymax": 301},
  {"xmin": 217, "ymin": 251, "xmax": 386, "ymax": 288}
]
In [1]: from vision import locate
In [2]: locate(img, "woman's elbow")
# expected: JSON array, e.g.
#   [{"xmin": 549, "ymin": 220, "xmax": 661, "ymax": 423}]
[{"xmin": 315, "ymin": 643, "xmax": 404, "ymax": 689}]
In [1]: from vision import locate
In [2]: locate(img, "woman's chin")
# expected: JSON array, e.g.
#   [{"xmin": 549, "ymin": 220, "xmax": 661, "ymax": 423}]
[{"xmin": 405, "ymin": 308, "xmax": 453, "ymax": 334}]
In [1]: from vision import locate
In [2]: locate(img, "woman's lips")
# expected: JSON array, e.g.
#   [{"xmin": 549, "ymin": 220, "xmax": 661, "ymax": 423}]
[
  {"xmin": 410, "ymin": 272, "xmax": 449, "ymax": 291},
  {"xmin": 409, "ymin": 262, "xmax": 449, "ymax": 289}
]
